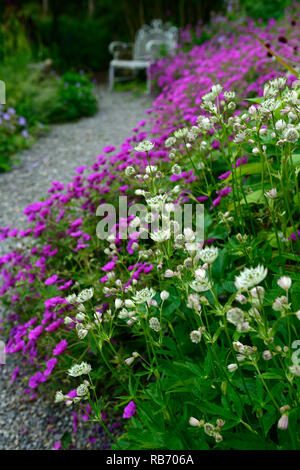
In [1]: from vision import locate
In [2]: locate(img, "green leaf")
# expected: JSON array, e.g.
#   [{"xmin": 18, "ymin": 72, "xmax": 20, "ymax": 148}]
[
  {"xmin": 226, "ymin": 162, "xmax": 265, "ymax": 181},
  {"xmin": 61, "ymin": 431, "xmax": 71, "ymax": 450}
]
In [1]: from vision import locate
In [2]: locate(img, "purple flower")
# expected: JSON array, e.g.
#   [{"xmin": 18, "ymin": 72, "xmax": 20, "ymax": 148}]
[
  {"xmin": 52, "ymin": 339, "xmax": 68, "ymax": 356},
  {"xmin": 123, "ymin": 400, "xmax": 136, "ymax": 418},
  {"xmin": 44, "ymin": 358, "xmax": 58, "ymax": 377},
  {"xmin": 45, "ymin": 274, "xmax": 58, "ymax": 285}
]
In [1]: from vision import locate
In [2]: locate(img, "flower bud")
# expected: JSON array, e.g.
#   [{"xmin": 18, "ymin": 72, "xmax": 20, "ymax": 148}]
[{"xmin": 160, "ymin": 291, "xmax": 169, "ymax": 301}]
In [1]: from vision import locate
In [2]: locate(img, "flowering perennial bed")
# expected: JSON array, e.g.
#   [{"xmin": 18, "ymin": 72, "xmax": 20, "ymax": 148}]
[{"xmin": 0, "ymin": 10, "xmax": 300, "ymax": 450}]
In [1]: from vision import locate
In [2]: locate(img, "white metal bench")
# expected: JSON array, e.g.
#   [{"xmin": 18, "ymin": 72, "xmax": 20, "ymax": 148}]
[{"xmin": 108, "ymin": 19, "xmax": 178, "ymax": 94}]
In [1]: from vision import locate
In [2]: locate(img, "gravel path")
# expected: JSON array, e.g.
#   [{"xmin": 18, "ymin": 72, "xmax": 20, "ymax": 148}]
[{"xmin": 0, "ymin": 86, "xmax": 152, "ymax": 449}]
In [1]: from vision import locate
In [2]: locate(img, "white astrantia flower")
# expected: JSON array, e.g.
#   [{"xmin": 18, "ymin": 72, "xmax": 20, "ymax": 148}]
[
  {"xmin": 224, "ymin": 90, "xmax": 236, "ymax": 101},
  {"xmin": 76, "ymin": 324, "xmax": 88, "ymax": 339},
  {"xmin": 289, "ymin": 364, "xmax": 300, "ymax": 377},
  {"xmin": 184, "ymin": 227, "xmax": 195, "ymax": 242},
  {"xmin": 77, "ymin": 288, "xmax": 94, "ymax": 303},
  {"xmin": 270, "ymin": 77, "xmax": 286, "ymax": 90},
  {"xmin": 66, "ymin": 294, "xmax": 77, "ymax": 304},
  {"xmin": 226, "ymin": 308, "xmax": 245, "ymax": 326},
  {"xmin": 146, "ymin": 194, "xmax": 168, "ymax": 210},
  {"xmin": 150, "ymin": 229, "xmax": 171, "ymax": 243},
  {"xmin": 234, "ymin": 265, "xmax": 268, "ymax": 291},
  {"xmin": 64, "ymin": 316, "xmax": 74, "ymax": 325},
  {"xmin": 145, "ymin": 164, "xmax": 158, "ymax": 175},
  {"xmin": 198, "ymin": 246, "xmax": 218, "ymax": 264},
  {"xmin": 283, "ymin": 126, "xmax": 299, "ymax": 143},
  {"xmin": 118, "ymin": 308, "xmax": 129, "ymax": 319},
  {"xmin": 134, "ymin": 140, "xmax": 155, "ymax": 152},
  {"xmin": 132, "ymin": 288, "xmax": 156, "ymax": 304},
  {"xmin": 54, "ymin": 391, "xmax": 65, "ymax": 403},
  {"xmin": 174, "ymin": 127, "xmax": 189, "ymax": 139},
  {"xmin": 76, "ymin": 383, "xmax": 89, "ymax": 397},
  {"xmin": 187, "ymin": 293, "xmax": 201, "ymax": 312},
  {"xmin": 149, "ymin": 317, "xmax": 160, "ymax": 332},
  {"xmin": 211, "ymin": 84, "xmax": 223, "ymax": 95},
  {"xmin": 76, "ymin": 312, "xmax": 86, "ymax": 322},
  {"xmin": 165, "ymin": 136, "xmax": 177, "ymax": 147},
  {"xmin": 275, "ymin": 119, "xmax": 287, "ymax": 132},
  {"xmin": 265, "ymin": 188, "xmax": 277, "ymax": 199},
  {"xmin": 171, "ymin": 164, "xmax": 182, "ymax": 175},
  {"xmin": 190, "ymin": 329, "xmax": 202, "ymax": 343},
  {"xmin": 227, "ymin": 363, "xmax": 238, "ymax": 372},
  {"xmin": 125, "ymin": 166, "xmax": 135, "ymax": 176},
  {"xmin": 190, "ymin": 277, "xmax": 211, "ymax": 293},
  {"xmin": 68, "ymin": 362, "xmax": 91, "ymax": 377}
]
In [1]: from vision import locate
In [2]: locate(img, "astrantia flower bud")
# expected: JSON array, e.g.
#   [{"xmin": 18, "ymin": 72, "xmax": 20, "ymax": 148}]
[
  {"xmin": 252, "ymin": 147, "xmax": 259, "ymax": 155},
  {"xmin": 278, "ymin": 414, "xmax": 289, "ymax": 430},
  {"xmin": 189, "ymin": 417, "xmax": 200, "ymax": 427},
  {"xmin": 124, "ymin": 356, "xmax": 135, "ymax": 366},
  {"xmin": 227, "ymin": 363, "xmax": 238, "ymax": 372},
  {"xmin": 160, "ymin": 291, "xmax": 169, "ymax": 301},
  {"xmin": 235, "ymin": 293, "xmax": 247, "ymax": 305},
  {"xmin": 115, "ymin": 298, "xmax": 123, "ymax": 309},
  {"xmin": 124, "ymin": 299, "xmax": 135, "ymax": 308},
  {"xmin": 277, "ymin": 276, "xmax": 292, "ymax": 290},
  {"xmin": 54, "ymin": 391, "xmax": 65, "ymax": 403},
  {"xmin": 262, "ymin": 350, "xmax": 272, "ymax": 361},
  {"xmin": 164, "ymin": 269, "xmax": 174, "ymax": 278},
  {"xmin": 272, "ymin": 296, "xmax": 288, "ymax": 312}
]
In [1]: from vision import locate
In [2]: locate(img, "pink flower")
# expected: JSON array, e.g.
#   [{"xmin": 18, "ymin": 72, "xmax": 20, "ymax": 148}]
[
  {"xmin": 53, "ymin": 441, "xmax": 61, "ymax": 450},
  {"xmin": 123, "ymin": 400, "xmax": 136, "ymax": 418},
  {"xmin": 53, "ymin": 339, "xmax": 68, "ymax": 356},
  {"xmin": 45, "ymin": 274, "xmax": 58, "ymax": 285}
]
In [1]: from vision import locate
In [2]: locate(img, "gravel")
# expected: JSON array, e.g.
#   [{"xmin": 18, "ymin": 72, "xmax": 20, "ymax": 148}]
[{"xmin": 0, "ymin": 86, "xmax": 152, "ymax": 449}]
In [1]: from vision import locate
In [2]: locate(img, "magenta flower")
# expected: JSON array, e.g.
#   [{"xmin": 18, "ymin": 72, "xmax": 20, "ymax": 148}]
[
  {"xmin": 45, "ymin": 274, "xmax": 58, "ymax": 285},
  {"xmin": 44, "ymin": 358, "xmax": 58, "ymax": 377},
  {"xmin": 123, "ymin": 400, "xmax": 136, "ymax": 418},
  {"xmin": 52, "ymin": 339, "xmax": 68, "ymax": 356}
]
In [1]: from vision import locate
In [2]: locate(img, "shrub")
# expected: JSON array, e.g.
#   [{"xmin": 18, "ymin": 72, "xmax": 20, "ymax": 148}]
[{"xmin": 46, "ymin": 72, "xmax": 98, "ymax": 123}]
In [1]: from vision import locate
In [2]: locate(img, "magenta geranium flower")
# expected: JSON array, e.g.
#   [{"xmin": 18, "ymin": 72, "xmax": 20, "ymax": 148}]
[
  {"xmin": 123, "ymin": 401, "xmax": 136, "ymax": 418},
  {"xmin": 45, "ymin": 274, "xmax": 58, "ymax": 285},
  {"xmin": 52, "ymin": 339, "xmax": 68, "ymax": 356}
]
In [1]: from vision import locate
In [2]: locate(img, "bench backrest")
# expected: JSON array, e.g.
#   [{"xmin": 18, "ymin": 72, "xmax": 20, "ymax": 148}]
[{"xmin": 133, "ymin": 19, "xmax": 178, "ymax": 61}]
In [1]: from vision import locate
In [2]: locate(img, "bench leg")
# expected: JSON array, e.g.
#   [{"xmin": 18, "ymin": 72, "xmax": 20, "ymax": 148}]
[
  {"xmin": 108, "ymin": 64, "xmax": 115, "ymax": 91},
  {"xmin": 146, "ymin": 65, "xmax": 151, "ymax": 95}
]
